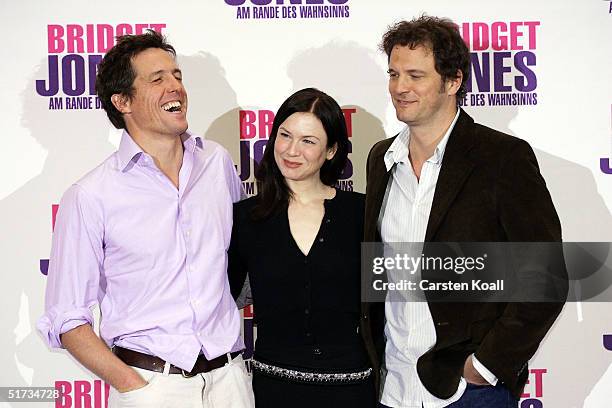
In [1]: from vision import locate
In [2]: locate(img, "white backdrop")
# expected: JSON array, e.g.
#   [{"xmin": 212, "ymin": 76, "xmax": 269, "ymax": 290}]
[{"xmin": 1, "ymin": 1, "xmax": 611, "ymax": 407}]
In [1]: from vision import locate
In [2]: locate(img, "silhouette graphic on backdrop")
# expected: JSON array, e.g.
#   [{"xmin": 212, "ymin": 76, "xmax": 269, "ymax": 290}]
[
  {"xmin": 1, "ymin": 59, "xmax": 115, "ymax": 389},
  {"xmin": 466, "ymin": 105, "xmax": 612, "ymax": 408}
]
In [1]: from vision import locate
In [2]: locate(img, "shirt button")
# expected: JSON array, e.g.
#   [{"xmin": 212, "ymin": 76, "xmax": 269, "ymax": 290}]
[
  {"xmin": 185, "ymin": 230, "xmax": 191, "ymax": 237},
  {"xmin": 318, "ymin": 237, "xmax": 324, "ymax": 243},
  {"xmin": 325, "ymin": 218, "xmax": 331, "ymax": 223},
  {"xmin": 306, "ymin": 332, "xmax": 312, "ymax": 337},
  {"xmin": 313, "ymin": 348, "xmax": 322, "ymax": 355},
  {"xmin": 192, "ymin": 299, "xmax": 199, "ymax": 305},
  {"xmin": 305, "ymin": 308, "xmax": 310, "ymax": 315}
]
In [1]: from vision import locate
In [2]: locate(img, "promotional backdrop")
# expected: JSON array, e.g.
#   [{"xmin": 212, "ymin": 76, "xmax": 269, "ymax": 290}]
[{"xmin": 1, "ymin": 1, "xmax": 611, "ymax": 407}]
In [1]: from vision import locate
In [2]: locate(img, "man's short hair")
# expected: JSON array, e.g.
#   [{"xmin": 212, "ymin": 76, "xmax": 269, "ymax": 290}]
[
  {"xmin": 96, "ymin": 30, "xmax": 176, "ymax": 129},
  {"xmin": 380, "ymin": 15, "xmax": 470, "ymax": 101}
]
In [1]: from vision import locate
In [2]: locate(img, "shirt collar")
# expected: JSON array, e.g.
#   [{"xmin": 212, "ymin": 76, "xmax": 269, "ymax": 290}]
[
  {"xmin": 117, "ymin": 130, "xmax": 204, "ymax": 171},
  {"xmin": 117, "ymin": 130, "xmax": 144, "ymax": 170},
  {"xmin": 384, "ymin": 108, "xmax": 461, "ymax": 171},
  {"xmin": 181, "ymin": 130, "xmax": 204, "ymax": 152}
]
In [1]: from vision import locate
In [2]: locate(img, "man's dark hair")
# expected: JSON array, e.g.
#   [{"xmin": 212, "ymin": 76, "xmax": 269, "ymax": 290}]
[
  {"xmin": 253, "ymin": 87, "xmax": 349, "ymax": 220},
  {"xmin": 96, "ymin": 30, "xmax": 176, "ymax": 129},
  {"xmin": 380, "ymin": 15, "xmax": 470, "ymax": 100}
]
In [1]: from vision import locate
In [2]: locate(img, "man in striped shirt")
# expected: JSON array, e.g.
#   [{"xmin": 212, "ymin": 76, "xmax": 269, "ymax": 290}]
[{"xmin": 361, "ymin": 15, "xmax": 564, "ymax": 408}]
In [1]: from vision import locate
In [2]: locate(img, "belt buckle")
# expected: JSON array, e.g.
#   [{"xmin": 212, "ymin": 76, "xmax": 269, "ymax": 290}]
[{"xmin": 181, "ymin": 369, "xmax": 197, "ymax": 378}]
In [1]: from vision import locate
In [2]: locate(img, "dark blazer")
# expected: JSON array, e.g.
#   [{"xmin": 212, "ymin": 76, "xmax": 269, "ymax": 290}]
[{"xmin": 361, "ymin": 109, "xmax": 566, "ymax": 399}]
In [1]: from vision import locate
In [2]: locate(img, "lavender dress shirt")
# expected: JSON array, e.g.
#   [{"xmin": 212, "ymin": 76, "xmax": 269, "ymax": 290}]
[{"xmin": 38, "ymin": 130, "xmax": 244, "ymax": 371}]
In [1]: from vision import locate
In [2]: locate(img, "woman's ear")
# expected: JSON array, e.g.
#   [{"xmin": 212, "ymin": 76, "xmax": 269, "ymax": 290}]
[{"xmin": 326, "ymin": 142, "xmax": 338, "ymax": 160}]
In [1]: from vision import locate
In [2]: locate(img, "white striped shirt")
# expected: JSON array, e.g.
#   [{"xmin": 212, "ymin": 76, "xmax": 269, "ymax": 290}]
[{"xmin": 378, "ymin": 110, "xmax": 496, "ymax": 408}]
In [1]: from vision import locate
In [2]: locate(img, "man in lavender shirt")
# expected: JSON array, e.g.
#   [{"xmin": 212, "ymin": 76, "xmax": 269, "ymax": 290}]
[{"xmin": 37, "ymin": 30, "xmax": 254, "ymax": 407}]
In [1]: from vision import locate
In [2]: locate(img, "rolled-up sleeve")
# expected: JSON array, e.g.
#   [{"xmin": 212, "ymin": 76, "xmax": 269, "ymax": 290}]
[{"xmin": 37, "ymin": 184, "xmax": 104, "ymax": 349}]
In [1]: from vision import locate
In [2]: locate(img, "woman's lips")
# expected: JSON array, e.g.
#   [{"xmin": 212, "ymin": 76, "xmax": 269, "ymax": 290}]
[{"xmin": 283, "ymin": 159, "xmax": 302, "ymax": 169}]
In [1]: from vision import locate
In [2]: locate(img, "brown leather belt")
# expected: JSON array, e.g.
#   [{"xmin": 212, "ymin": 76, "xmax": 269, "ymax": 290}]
[{"xmin": 113, "ymin": 346, "xmax": 242, "ymax": 377}]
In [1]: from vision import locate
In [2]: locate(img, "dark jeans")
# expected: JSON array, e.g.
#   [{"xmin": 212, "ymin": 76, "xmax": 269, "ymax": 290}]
[{"xmin": 379, "ymin": 382, "xmax": 518, "ymax": 408}]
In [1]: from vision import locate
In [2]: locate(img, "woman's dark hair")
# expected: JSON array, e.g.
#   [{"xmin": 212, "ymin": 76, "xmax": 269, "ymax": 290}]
[
  {"xmin": 96, "ymin": 29, "xmax": 176, "ymax": 129},
  {"xmin": 380, "ymin": 15, "xmax": 470, "ymax": 101},
  {"xmin": 252, "ymin": 88, "xmax": 349, "ymax": 220}
]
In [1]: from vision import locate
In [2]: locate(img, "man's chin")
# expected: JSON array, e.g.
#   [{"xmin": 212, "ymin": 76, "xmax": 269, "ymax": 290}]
[
  {"xmin": 395, "ymin": 112, "xmax": 415, "ymax": 124},
  {"xmin": 173, "ymin": 122, "xmax": 189, "ymax": 136}
]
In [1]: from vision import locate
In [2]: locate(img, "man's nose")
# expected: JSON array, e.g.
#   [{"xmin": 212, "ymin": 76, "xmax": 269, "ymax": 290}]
[
  {"xmin": 166, "ymin": 76, "xmax": 182, "ymax": 93},
  {"xmin": 391, "ymin": 76, "xmax": 412, "ymax": 95}
]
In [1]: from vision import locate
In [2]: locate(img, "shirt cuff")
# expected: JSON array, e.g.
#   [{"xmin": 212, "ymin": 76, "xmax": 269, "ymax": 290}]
[
  {"xmin": 37, "ymin": 308, "xmax": 94, "ymax": 349},
  {"xmin": 472, "ymin": 354, "xmax": 498, "ymax": 386}
]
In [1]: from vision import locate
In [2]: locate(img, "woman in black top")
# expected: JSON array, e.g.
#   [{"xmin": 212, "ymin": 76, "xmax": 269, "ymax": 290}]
[{"xmin": 228, "ymin": 88, "xmax": 375, "ymax": 407}]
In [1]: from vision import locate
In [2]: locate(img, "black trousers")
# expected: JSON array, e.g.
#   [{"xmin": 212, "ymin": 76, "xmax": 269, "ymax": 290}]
[{"xmin": 253, "ymin": 370, "xmax": 377, "ymax": 408}]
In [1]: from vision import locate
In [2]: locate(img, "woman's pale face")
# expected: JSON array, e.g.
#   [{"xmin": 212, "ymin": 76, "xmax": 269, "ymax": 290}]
[{"xmin": 273, "ymin": 112, "xmax": 336, "ymax": 184}]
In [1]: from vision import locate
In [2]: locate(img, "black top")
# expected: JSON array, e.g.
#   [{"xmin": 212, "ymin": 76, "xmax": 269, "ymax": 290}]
[{"xmin": 228, "ymin": 189, "xmax": 369, "ymax": 371}]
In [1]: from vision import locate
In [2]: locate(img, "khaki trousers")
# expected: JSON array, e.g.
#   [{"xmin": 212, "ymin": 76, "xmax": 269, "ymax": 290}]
[{"xmin": 108, "ymin": 355, "xmax": 255, "ymax": 408}]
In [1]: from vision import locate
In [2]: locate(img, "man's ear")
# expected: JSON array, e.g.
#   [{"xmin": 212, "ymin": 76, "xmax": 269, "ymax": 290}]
[
  {"xmin": 111, "ymin": 93, "xmax": 131, "ymax": 114},
  {"xmin": 326, "ymin": 142, "xmax": 338, "ymax": 161},
  {"xmin": 447, "ymin": 70, "xmax": 463, "ymax": 96}
]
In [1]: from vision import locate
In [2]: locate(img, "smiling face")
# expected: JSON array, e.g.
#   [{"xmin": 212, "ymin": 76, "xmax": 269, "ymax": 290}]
[
  {"xmin": 273, "ymin": 112, "xmax": 337, "ymax": 185},
  {"xmin": 114, "ymin": 47, "xmax": 188, "ymax": 139},
  {"xmin": 388, "ymin": 44, "xmax": 459, "ymax": 129}
]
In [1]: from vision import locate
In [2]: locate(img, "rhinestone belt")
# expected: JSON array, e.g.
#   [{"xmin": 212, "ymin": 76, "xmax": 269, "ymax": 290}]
[{"xmin": 250, "ymin": 359, "xmax": 372, "ymax": 384}]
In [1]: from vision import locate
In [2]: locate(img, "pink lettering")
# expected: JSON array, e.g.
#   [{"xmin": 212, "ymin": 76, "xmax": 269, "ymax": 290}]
[
  {"xmin": 258, "ymin": 110, "xmax": 275, "ymax": 139},
  {"xmin": 524, "ymin": 21, "xmax": 540, "ymax": 50},
  {"xmin": 135, "ymin": 23, "xmax": 149, "ymax": 35},
  {"xmin": 240, "ymin": 110, "xmax": 257, "ymax": 139},
  {"xmin": 521, "ymin": 375, "xmax": 530, "ymax": 398},
  {"xmin": 460, "ymin": 23, "xmax": 470, "ymax": 48},
  {"xmin": 472, "ymin": 22, "xmax": 489, "ymax": 51},
  {"xmin": 55, "ymin": 381, "xmax": 72, "ymax": 408},
  {"xmin": 341, "ymin": 108, "xmax": 356, "ymax": 137},
  {"xmin": 491, "ymin": 22, "xmax": 508, "ymax": 51},
  {"xmin": 54, "ymin": 380, "xmax": 110, "ymax": 408},
  {"xmin": 116, "ymin": 23, "xmax": 133, "ymax": 37},
  {"xmin": 66, "ymin": 24, "xmax": 84, "ymax": 53},
  {"xmin": 520, "ymin": 368, "xmax": 546, "ymax": 398},
  {"xmin": 459, "ymin": 21, "xmax": 539, "ymax": 51},
  {"xmin": 74, "ymin": 380, "xmax": 92, "ymax": 408},
  {"xmin": 48, "ymin": 25, "xmax": 65, "ymax": 53},
  {"xmin": 92, "ymin": 380, "xmax": 110, "ymax": 408},
  {"xmin": 96, "ymin": 24, "xmax": 114, "ymax": 53},
  {"xmin": 86, "ymin": 24, "xmax": 95, "ymax": 53},
  {"xmin": 531, "ymin": 368, "xmax": 546, "ymax": 398},
  {"xmin": 48, "ymin": 24, "xmax": 167, "ymax": 54},
  {"xmin": 149, "ymin": 23, "xmax": 167, "ymax": 33},
  {"xmin": 510, "ymin": 22, "xmax": 523, "ymax": 50},
  {"xmin": 52, "ymin": 204, "xmax": 59, "ymax": 231}
]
